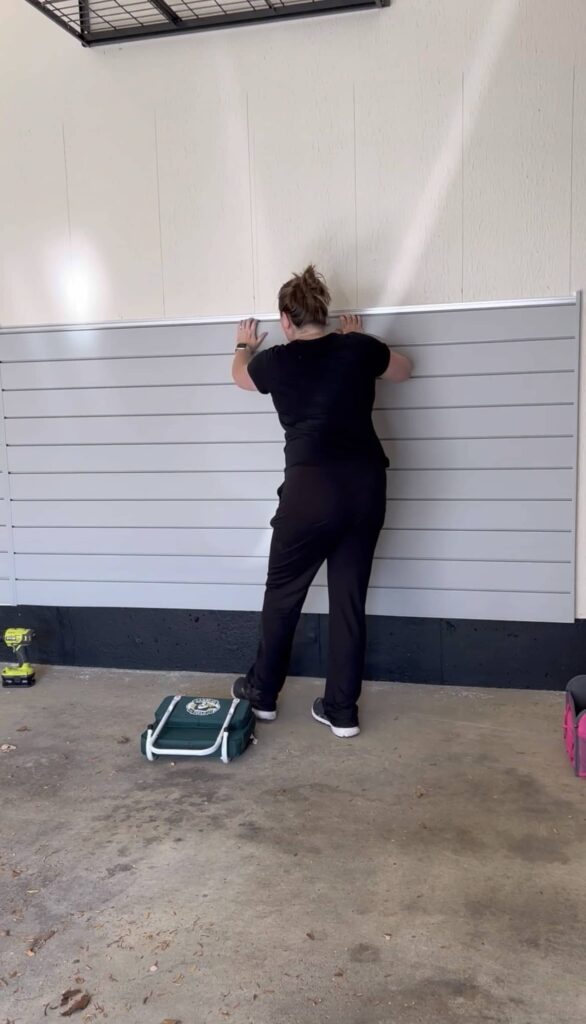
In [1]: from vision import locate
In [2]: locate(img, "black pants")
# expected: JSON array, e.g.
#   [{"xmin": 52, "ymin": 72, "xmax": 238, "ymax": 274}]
[{"xmin": 247, "ymin": 461, "xmax": 386, "ymax": 727}]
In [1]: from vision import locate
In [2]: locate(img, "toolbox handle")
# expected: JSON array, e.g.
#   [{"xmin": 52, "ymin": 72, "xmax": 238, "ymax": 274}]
[{"xmin": 145, "ymin": 696, "xmax": 240, "ymax": 764}]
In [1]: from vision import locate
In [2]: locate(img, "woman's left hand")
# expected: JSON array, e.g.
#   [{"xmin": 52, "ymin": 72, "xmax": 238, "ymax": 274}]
[{"xmin": 236, "ymin": 318, "xmax": 267, "ymax": 352}]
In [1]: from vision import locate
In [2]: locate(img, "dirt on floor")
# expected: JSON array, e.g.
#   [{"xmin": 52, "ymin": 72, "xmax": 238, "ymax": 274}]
[{"xmin": 1, "ymin": 668, "xmax": 585, "ymax": 1024}]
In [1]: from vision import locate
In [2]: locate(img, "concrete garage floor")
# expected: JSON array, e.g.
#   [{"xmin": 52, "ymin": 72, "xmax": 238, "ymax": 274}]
[{"xmin": 1, "ymin": 669, "xmax": 585, "ymax": 1024}]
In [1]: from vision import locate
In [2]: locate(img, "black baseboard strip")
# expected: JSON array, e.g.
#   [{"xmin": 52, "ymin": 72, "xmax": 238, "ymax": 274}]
[{"xmin": 0, "ymin": 606, "xmax": 584, "ymax": 690}]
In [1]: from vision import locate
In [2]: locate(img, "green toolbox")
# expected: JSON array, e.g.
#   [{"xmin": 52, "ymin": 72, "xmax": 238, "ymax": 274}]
[{"xmin": 141, "ymin": 696, "xmax": 256, "ymax": 764}]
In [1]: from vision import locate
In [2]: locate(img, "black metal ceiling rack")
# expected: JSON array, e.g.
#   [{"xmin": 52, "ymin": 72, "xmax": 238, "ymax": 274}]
[{"xmin": 24, "ymin": 0, "xmax": 390, "ymax": 45}]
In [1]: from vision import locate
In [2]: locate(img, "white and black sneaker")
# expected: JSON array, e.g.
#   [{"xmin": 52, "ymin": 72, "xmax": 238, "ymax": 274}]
[
  {"xmin": 232, "ymin": 676, "xmax": 277, "ymax": 721},
  {"xmin": 311, "ymin": 698, "xmax": 360, "ymax": 738}
]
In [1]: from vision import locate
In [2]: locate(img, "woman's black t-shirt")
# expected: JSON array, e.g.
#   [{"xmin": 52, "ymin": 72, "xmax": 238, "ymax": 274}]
[{"xmin": 247, "ymin": 331, "xmax": 390, "ymax": 469}]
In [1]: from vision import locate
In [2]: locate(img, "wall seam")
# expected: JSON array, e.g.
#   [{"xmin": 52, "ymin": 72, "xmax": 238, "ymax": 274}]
[
  {"xmin": 246, "ymin": 93, "xmax": 257, "ymax": 311},
  {"xmin": 61, "ymin": 122, "xmax": 73, "ymax": 263},
  {"xmin": 461, "ymin": 72, "xmax": 465, "ymax": 302},
  {"xmin": 153, "ymin": 109, "xmax": 167, "ymax": 319},
  {"xmin": 569, "ymin": 64, "xmax": 576, "ymax": 294}
]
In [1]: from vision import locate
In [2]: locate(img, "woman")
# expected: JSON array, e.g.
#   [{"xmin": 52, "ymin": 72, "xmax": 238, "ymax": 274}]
[{"xmin": 230, "ymin": 266, "xmax": 412, "ymax": 738}]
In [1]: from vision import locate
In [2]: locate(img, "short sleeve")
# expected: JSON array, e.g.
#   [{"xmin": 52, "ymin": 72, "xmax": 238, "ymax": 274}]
[
  {"xmin": 363, "ymin": 334, "xmax": 391, "ymax": 378},
  {"xmin": 247, "ymin": 348, "xmax": 275, "ymax": 394}
]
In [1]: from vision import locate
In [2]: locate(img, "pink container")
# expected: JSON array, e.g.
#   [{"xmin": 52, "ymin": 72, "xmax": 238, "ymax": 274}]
[{"xmin": 564, "ymin": 676, "xmax": 586, "ymax": 777}]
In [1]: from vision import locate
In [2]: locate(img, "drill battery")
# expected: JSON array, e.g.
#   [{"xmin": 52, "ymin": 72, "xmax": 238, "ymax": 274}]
[{"xmin": 2, "ymin": 628, "xmax": 36, "ymax": 687}]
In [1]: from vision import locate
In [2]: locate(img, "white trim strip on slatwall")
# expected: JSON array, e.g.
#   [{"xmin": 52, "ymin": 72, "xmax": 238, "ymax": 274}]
[
  {"xmin": 0, "ymin": 295, "xmax": 578, "ymax": 335},
  {"xmin": 0, "ymin": 368, "xmax": 17, "ymax": 605},
  {"xmin": 571, "ymin": 290, "xmax": 583, "ymax": 612}
]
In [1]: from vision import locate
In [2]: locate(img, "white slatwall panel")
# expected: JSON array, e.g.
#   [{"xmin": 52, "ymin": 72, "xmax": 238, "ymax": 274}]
[
  {"xmin": 11, "ymin": 527, "xmax": 573, "ymax": 562},
  {"xmin": 0, "ymin": 338, "xmax": 575, "ymax": 391},
  {"xmin": 3, "ymin": 371, "xmax": 573, "ymax": 418},
  {"xmin": 0, "ymin": 382, "xmax": 15, "ymax": 604},
  {"xmin": 0, "ymin": 297, "xmax": 580, "ymax": 622},
  {"xmin": 11, "ymin": 581, "xmax": 572, "ymax": 625},
  {"xmin": 5, "ymin": 467, "xmax": 574, "ymax": 501},
  {"xmin": 9, "ymin": 498, "xmax": 573, "ymax": 532},
  {"xmin": 3, "ymin": 445, "xmax": 575, "ymax": 476},
  {"xmin": 2, "ymin": 404, "xmax": 575, "ymax": 445}
]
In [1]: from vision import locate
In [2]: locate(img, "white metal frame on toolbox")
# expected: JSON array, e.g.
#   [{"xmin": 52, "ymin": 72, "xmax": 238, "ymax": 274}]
[
  {"xmin": 0, "ymin": 294, "xmax": 578, "ymax": 333},
  {"xmin": 145, "ymin": 695, "xmax": 241, "ymax": 765}
]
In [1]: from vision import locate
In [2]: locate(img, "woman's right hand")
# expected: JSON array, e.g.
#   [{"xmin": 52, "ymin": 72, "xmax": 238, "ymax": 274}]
[
  {"xmin": 339, "ymin": 314, "xmax": 363, "ymax": 334},
  {"xmin": 236, "ymin": 318, "xmax": 267, "ymax": 352}
]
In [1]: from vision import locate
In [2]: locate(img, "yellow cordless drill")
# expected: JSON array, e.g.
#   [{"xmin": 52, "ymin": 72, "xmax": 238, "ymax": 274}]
[{"xmin": 2, "ymin": 628, "xmax": 36, "ymax": 687}]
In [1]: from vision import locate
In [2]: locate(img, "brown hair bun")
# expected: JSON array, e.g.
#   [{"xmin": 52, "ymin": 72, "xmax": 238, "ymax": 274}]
[{"xmin": 278, "ymin": 264, "xmax": 331, "ymax": 327}]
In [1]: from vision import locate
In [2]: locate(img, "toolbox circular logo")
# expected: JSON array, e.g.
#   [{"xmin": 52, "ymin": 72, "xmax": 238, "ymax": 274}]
[{"xmin": 185, "ymin": 698, "xmax": 221, "ymax": 717}]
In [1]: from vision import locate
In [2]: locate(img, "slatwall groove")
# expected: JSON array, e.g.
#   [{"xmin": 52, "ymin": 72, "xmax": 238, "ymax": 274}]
[
  {"xmin": 415, "ymin": 371, "xmax": 574, "ymax": 378},
  {"xmin": 0, "ymin": 339, "xmax": 575, "ymax": 390},
  {"xmin": 0, "ymin": 334, "xmax": 574, "ymax": 364},
  {"xmin": 3, "ymin": 370, "xmax": 576, "ymax": 391},
  {"xmin": 2, "ymin": 373, "xmax": 576, "ymax": 418},
  {"xmin": 12, "ymin": 581, "xmax": 571, "ymax": 622},
  {"xmin": 386, "ymin": 529, "xmax": 573, "ymax": 533},
  {"xmin": 9, "ymin": 552, "xmax": 571, "ymax": 564},
  {"xmin": 0, "ymin": 298, "xmax": 579, "ymax": 622},
  {"xmin": 12, "ymin": 553, "xmax": 572, "ymax": 594},
  {"xmin": 5, "ymin": 405, "xmax": 577, "ymax": 442},
  {"xmin": 12, "ymin": 583, "xmax": 572, "ymax": 595},
  {"xmin": 370, "ymin": 588, "xmax": 571, "ymax": 594},
  {"xmin": 4, "ymin": 402, "xmax": 575, "ymax": 418},
  {"xmin": 11, "ymin": 525, "xmax": 573, "ymax": 531},
  {"xmin": 5, "ymin": 438, "xmax": 573, "ymax": 474},
  {"xmin": 10, "ymin": 529, "xmax": 573, "ymax": 572},
  {"xmin": 411, "ymin": 338, "xmax": 574, "ymax": 351}
]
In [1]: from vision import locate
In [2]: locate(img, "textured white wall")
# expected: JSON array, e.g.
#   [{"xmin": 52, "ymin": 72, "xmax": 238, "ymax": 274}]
[{"xmin": 1, "ymin": 0, "xmax": 585, "ymax": 611}]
